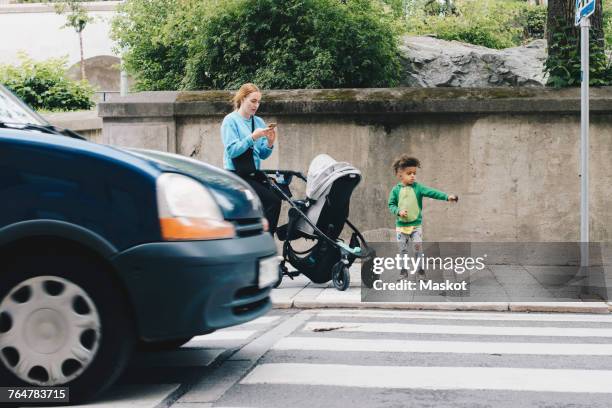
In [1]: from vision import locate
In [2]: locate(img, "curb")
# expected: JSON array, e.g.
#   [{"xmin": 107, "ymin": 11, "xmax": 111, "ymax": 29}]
[
  {"xmin": 273, "ymin": 300, "xmax": 611, "ymax": 314},
  {"xmin": 508, "ymin": 302, "xmax": 610, "ymax": 314},
  {"xmin": 289, "ymin": 301, "xmax": 509, "ymax": 312}
]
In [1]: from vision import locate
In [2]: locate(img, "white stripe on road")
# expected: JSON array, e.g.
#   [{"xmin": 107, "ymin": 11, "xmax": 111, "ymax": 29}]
[
  {"xmin": 316, "ymin": 310, "xmax": 612, "ymax": 323},
  {"xmin": 187, "ymin": 330, "xmax": 257, "ymax": 343},
  {"xmin": 305, "ymin": 321, "xmax": 612, "ymax": 337},
  {"xmin": 241, "ymin": 363, "xmax": 612, "ymax": 393},
  {"xmin": 274, "ymin": 336, "xmax": 612, "ymax": 356},
  {"xmin": 133, "ymin": 348, "xmax": 225, "ymax": 367},
  {"xmin": 243, "ymin": 316, "xmax": 281, "ymax": 326},
  {"xmin": 182, "ymin": 318, "xmax": 278, "ymax": 347}
]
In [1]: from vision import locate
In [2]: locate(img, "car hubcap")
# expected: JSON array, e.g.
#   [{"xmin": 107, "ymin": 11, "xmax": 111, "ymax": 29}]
[{"xmin": 0, "ymin": 276, "xmax": 101, "ymax": 385}]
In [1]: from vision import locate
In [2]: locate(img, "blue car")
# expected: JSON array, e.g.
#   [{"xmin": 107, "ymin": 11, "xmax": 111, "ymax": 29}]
[{"xmin": 0, "ymin": 85, "xmax": 278, "ymax": 402}]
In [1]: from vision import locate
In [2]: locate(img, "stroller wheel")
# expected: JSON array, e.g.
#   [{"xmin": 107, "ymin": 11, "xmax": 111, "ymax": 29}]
[
  {"xmin": 332, "ymin": 262, "xmax": 351, "ymax": 291},
  {"xmin": 361, "ymin": 249, "xmax": 377, "ymax": 289}
]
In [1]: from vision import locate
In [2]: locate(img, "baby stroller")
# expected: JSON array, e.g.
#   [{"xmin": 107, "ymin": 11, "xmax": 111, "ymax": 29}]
[{"xmin": 262, "ymin": 154, "xmax": 374, "ymax": 291}]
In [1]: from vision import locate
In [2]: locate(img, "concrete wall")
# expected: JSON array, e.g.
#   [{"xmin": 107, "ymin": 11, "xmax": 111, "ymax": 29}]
[
  {"xmin": 45, "ymin": 110, "xmax": 102, "ymax": 142},
  {"xmin": 98, "ymin": 88, "xmax": 612, "ymax": 242}
]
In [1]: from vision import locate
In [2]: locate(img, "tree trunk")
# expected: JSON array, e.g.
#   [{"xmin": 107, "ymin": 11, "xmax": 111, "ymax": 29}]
[
  {"xmin": 591, "ymin": 0, "xmax": 604, "ymax": 50},
  {"xmin": 546, "ymin": 0, "xmax": 577, "ymax": 53},
  {"xmin": 547, "ymin": 0, "xmax": 603, "ymax": 52},
  {"xmin": 79, "ymin": 30, "xmax": 86, "ymax": 81},
  {"xmin": 546, "ymin": 0, "xmax": 606, "ymax": 86}
]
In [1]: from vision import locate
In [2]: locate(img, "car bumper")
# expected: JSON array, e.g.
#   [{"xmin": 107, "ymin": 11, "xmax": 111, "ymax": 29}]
[{"xmin": 111, "ymin": 233, "xmax": 277, "ymax": 341}]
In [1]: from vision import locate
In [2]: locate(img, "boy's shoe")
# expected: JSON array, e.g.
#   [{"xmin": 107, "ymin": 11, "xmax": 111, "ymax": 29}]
[
  {"xmin": 398, "ymin": 269, "xmax": 409, "ymax": 280},
  {"xmin": 417, "ymin": 268, "xmax": 426, "ymax": 277}
]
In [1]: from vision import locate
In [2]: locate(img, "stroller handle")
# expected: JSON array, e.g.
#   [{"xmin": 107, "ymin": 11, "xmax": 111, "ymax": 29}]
[{"xmin": 261, "ymin": 169, "xmax": 307, "ymax": 182}]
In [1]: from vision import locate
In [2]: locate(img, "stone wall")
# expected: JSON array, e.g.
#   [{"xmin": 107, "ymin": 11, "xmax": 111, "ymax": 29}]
[
  {"xmin": 45, "ymin": 110, "xmax": 102, "ymax": 142},
  {"xmin": 98, "ymin": 88, "xmax": 612, "ymax": 242}
]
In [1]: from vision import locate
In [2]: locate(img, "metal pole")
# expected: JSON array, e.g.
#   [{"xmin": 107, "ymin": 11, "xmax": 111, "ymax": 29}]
[
  {"xmin": 120, "ymin": 65, "xmax": 129, "ymax": 97},
  {"xmin": 580, "ymin": 16, "xmax": 590, "ymax": 268},
  {"xmin": 120, "ymin": 49, "xmax": 129, "ymax": 97}
]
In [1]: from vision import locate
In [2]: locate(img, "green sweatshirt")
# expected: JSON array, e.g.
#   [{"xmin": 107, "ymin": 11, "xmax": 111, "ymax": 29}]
[{"xmin": 388, "ymin": 182, "xmax": 448, "ymax": 227}]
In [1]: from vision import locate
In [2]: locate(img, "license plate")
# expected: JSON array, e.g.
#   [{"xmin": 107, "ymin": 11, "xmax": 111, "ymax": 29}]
[{"xmin": 258, "ymin": 256, "xmax": 280, "ymax": 288}]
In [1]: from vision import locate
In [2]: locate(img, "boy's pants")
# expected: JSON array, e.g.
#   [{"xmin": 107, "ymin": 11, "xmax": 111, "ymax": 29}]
[{"xmin": 396, "ymin": 226, "xmax": 423, "ymax": 273}]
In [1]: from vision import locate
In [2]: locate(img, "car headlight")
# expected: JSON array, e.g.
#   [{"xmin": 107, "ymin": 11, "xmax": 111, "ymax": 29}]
[{"xmin": 156, "ymin": 173, "xmax": 235, "ymax": 240}]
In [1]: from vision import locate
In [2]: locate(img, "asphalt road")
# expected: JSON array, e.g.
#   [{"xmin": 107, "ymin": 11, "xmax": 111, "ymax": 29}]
[{"xmin": 71, "ymin": 309, "xmax": 612, "ymax": 408}]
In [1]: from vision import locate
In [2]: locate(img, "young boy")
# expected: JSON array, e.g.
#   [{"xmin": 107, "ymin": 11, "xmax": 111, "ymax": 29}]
[{"xmin": 388, "ymin": 155, "xmax": 458, "ymax": 279}]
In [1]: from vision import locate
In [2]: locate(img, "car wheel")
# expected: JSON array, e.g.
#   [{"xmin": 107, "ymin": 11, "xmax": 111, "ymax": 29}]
[{"xmin": 0, "ymin": 256, "xmax": 135, "ymax": 403}]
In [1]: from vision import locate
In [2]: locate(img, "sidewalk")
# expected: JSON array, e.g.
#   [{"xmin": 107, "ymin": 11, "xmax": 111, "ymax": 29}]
[{"xmin": 270, "ymin": 263, "xmax": 612, "ymax": 314}]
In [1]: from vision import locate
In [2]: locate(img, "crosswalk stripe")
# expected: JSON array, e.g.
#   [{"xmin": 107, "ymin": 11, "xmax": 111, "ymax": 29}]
[
  {"xmin": 315, "ymin": 310, "xmax": 612, "ymax": 323},
  {"xmin": 133, "ymin": 348, "xmax": 225, "ymax": 367},
  {"xmin": 304, "ymin": 321, "xmax": 612, "ymax": 337},
  {"xmin": 187, "ymin": 330, "xmax": 257, "ymax": 343},
  {"xmin": 274, "ymin": 336, "xmax": 612, "ymax": 356},
  {"xmin": 241, "ymin": 363, "xmax": 612, "ymax": 393},
  {"xmin": 243, "ymin": 316, "xmax": 281, "ymax": 326}
]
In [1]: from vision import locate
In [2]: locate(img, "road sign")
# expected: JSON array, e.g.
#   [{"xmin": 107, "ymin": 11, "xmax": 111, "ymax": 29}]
[{"xmin": 575, "ymin": 0, "xmax": 595, "ymax": 26}]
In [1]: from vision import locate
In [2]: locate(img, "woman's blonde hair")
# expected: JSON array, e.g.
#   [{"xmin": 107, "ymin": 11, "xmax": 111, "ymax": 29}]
[{"xmin": 232, "ymin": 83, "xmax": 260, "ymax": 110}]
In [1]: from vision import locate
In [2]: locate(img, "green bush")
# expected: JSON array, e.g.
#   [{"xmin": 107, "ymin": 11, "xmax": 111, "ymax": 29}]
[
  {"xmin": 545, "ymin": 19, "xmax": 612, "ymax": 88},
  {"xmin": 405, "ymin": 0, "xmax": 545, "ymax": 49},
  {"xmin": 379, "ymin": 0, "xmax": 406, "ymax": 19},
  {"xmin": 604, "ymin": 0, "xmax": 612, "ymax": 51},
  {"xmin": 113, "ymin": 0, "xmax": 402, "ymax": 91},
  {"xmin": 111, "ymin": 0, "xmax": 199, "ymax": 91},
  {"xmin": 0, "ymin": 54, "xmax": 95, "ymax": 111},
  {"xmin": 519, "ymin": 4, "xmax": 546, "ymax": 40}
]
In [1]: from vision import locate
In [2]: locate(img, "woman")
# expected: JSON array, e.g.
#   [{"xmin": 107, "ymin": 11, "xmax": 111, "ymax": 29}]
[{"xmin": 221, "ymin": 83, "xmax": 281, "ymax": 234}]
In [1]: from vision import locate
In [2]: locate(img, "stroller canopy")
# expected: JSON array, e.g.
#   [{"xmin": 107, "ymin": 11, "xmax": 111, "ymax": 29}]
[
  {"xmin": 296, "ymin": 154, "xmax": 361, "ymax": 237},
  {"xmin": 306, "ymin": 154, "xmax": 361, "ymax": 201}
]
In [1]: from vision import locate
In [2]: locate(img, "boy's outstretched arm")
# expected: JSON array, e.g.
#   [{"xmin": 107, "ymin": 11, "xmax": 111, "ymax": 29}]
[{"xmin": 419, "ymin": 184, "xmax": 449, "ymax": 201}]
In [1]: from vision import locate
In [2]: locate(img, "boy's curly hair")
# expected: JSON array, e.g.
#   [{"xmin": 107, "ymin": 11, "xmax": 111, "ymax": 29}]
[{"xmin": 392, "ymin": 155, "xmax": 421, "ymax": 174}]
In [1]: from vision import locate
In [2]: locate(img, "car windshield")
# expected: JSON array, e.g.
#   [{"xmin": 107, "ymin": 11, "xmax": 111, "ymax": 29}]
[{"xmin": 0, "ymin": 84, "xmax": 47, "ymax": 126}]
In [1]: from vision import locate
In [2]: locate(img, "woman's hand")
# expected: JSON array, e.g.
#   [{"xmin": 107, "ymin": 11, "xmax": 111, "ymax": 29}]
[
  {"xmin": 266, "ymin": 127, "xmax": 277, "ymax": 147},
  {"xmin": 251, "ymin": 128, "xmax": 270, "ymax": 141}
]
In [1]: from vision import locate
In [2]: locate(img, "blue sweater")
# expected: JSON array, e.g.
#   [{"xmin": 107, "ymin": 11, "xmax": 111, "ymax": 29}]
[{"xmin": 221, "ymin": 111, "xmax": 274, "ymax": 170}]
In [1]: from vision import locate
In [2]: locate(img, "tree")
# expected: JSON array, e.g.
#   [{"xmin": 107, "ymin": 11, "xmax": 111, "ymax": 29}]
[
  {"xmin": 112, "ymin": 0, "xmax": 402, "ymax": 91},
  {"xmin": 545, "ymin": 0, "xmax": 609, "ymax": 86},
  {"xmin": 0, "ymin": 53, "xmax": 95, "ymax": 111},
  {"xmin": 55, "ymin": 0, "xmax": 94, "ymax": 81}
]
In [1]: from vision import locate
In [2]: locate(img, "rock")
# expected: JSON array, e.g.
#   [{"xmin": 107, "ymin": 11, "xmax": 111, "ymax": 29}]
[
  {"xmin": 399, "ymin": 36, "xmax": 548, "ymax": 87},
  {"xmin": 67, "ymin": 55, "xmax": 135, "ymax": 92}
]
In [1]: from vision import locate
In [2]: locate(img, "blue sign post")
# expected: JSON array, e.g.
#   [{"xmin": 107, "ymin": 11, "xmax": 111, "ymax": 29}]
[{"xmin": 575, "ymin": 0, "xmax": 595, "ymax": 269}]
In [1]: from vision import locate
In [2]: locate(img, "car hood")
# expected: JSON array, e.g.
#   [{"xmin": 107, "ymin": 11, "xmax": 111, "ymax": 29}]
[{"xmin": 125, "ymin": 149, "xmax": 263, "ymax": 220}]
